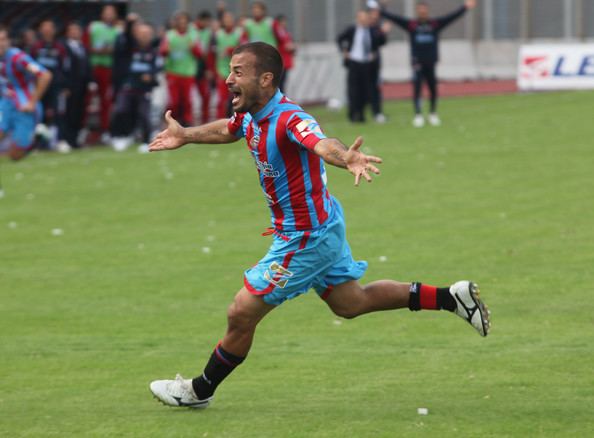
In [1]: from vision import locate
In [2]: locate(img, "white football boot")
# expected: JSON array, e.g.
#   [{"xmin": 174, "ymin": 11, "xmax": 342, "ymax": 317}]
[
  {"xmin": 428, "ymin": 113, "xmax": 442, "ymax": 126},
  {"xmin": 449, "ymin": 281, "xmax": 491, "ymax": 336},
  {"xmin": 150, "ymin": 374, "xmax": 213, "ymax": 409},
  {"xmin": 412, "ymin": 114, "xmax": 425, "ymax": 128}
]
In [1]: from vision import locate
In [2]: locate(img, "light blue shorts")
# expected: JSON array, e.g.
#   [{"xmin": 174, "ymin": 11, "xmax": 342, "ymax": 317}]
[
  {"xmin": 244, "ymin": 197, "xmax": 368, "ymax": 306},
  {"xmin": 0, "ymin": 99, "xmax": 40, "ymax": 148}
]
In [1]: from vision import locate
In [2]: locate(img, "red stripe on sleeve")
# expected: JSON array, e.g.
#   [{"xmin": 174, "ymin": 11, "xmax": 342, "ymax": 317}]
[{"xmin": 227, "ymin": 112, "xmax": 245, "ymax": 136}]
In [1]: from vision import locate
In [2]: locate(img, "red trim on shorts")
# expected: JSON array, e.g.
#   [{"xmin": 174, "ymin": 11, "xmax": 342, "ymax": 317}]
[
  {"xmin": 319, "ymin": 285, "xmax": 334, "ymax": 301},
  {"xmin": 244, "ymin": 276, "xmax": 268, "ymax": 296}
]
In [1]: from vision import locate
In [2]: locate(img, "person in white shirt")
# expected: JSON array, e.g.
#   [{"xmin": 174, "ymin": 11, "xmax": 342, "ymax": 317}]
[{"xmin": 337, "ymin": 10, "xmax": 385, "ymax": 123}]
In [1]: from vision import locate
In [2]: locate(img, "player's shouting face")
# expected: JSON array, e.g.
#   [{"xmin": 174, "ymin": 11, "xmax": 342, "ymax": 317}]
[{"xmin": 226, "ymin": 51, "xmax": 275, "ymax": 114}]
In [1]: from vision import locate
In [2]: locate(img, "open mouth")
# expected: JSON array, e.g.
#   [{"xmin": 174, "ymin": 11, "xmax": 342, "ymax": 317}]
[{"xmin": 230, "ymin": 89, "xmax": 242, "ymax": 106}]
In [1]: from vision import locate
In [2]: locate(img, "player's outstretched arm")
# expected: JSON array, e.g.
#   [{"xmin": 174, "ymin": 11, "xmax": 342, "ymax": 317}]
[
  {"xmin": 313, "ymin": 137, "xmax": 382, "ymax": 186},
  {"xmin": 149, "ymin": 111, "xmax": 238, "ymax": 152}
]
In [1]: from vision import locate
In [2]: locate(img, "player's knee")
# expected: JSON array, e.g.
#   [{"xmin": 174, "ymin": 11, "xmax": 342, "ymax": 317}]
[
  {"xmin": 226, "ymin": 300, "xmax": 255, "ymax": 332},
  {"xmin": 330, "ymin": 304, "xmax": 361, "ymax": 320}
]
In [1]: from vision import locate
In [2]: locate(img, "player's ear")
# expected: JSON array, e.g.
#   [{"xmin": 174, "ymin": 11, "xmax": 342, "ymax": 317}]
[{"xmin": 260, "ymin": 72, "xmax": 274, "ymax": 87}]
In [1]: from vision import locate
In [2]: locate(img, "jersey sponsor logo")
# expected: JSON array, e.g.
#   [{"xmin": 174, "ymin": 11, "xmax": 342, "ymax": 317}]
[
  {"xmin": 255, "ymin": 159, "xmax": 280, "ymax": 178},
  {"xmin": 415, "ymin": 33, "xmax": 435, "ymax": 44},
  {"xmin": 264, "ymin": 261, "xmax": 293, "ymax": 288},
  {"xmin": 295, "ymin": 119, "xmax": 322, "ymax": 138},
  {"xmin": 131, "ymin": 60, "xmax": 152, "ymax": 73}
]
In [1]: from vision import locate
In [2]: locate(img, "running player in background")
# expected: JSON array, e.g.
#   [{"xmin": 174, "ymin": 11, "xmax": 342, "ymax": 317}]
[
  {"xmin": 212, "ymin": 11, "xmax": 245, "ymax": 119},
  {"xmin": 160, "ymin": 11, "xmax": 201, "ymax": 127},
  {"xmin": 147, "ymin": 42, "xmax": 490, "ymax": 409},
  {"xmin": 0, "ymin": 25, "xmax": 52, "ymax": 161},
  {"xmin": 243, "ymin": 1, "xmax": 280, "ymax": 47},
  {"xmin": 86, "ymin": 4, "xmax": 121, "ymax": 140},
  {"xmin": 195, "ymin": 10, "xmax": 214, "ymax": 124},
  {"xmin": 31, "ymin": 19, "xmax": 68, "ymax": 151},
  {"xmin": 370, "ymin": 0, "xmax": 476, "ymax": 127}
]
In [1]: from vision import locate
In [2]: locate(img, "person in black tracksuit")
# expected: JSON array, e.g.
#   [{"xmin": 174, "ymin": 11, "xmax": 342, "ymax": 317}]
[
  {"xmin": 337, "ymin": 10, "xmax": 386, "ymax": 123},
  {"xmin": 111, "ymin": 21, "xmax": 161, "ymax": 148},
  {"xmin": 31, "ymin": 19, "xmax": 68, "ymax": 147},
  {"xmin": 379, "ymin": 0, "xmax": 476, "ymax": 126},
  {"xmin": 63, "ymin": 22, "xmax": 91, "ymax": 149},
  {"xmin": 112, "ymin": 14, "xmax": 141, "ymax": 106}
]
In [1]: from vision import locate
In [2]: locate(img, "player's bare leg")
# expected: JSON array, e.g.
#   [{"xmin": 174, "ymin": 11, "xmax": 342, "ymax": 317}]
[
  {"xmin": 150, "ymin": 287, "xmax": 274, "ymax": 408},
  {"xmin": 8, "ymin": 143, "xmax": 30, "ymax": 161},
  {"xmin": 323, "ymin": 279, "xmax": 490, "ymax": 336},
  {"xmin": 323, "ymin": 280, "xmax": 410, "ymax": 318},
  {"xmin": 220, "ymin": 287, "xmax": 276, "ymax": 356}
]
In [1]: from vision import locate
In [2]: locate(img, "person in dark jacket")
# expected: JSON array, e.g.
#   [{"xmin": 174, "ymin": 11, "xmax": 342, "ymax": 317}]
[
  {"xmin": 337, "ymin": 10, "xmax": 386, "ymax": 123},
  {"xmin": 110, "ymin": 22, "xmax": 161, "ymax": 152},
  {"xmin": 112, "ymin": 13, "xmax": 141, "ymax": 107},
  {"xmin": 63, "ymin": 22, "xmax": 92, "ymax": 149},
  {"xmin": 31, "ymin": 19, "xmax": 68, "ymax": 148},
  {"xmin": 372, "ymin": 0, "xmax": 476, "ymax": 127}
]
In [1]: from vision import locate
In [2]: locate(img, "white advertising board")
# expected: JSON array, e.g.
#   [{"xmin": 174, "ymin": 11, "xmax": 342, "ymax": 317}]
[{"xmin": 518, "ymin": 44, "xmax": 594, "ymax": 90}]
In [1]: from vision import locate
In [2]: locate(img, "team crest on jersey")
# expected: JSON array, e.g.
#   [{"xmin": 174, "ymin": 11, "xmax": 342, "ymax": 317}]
[
  {"xmin": 250, "ymin": 125, "xmax": 262, "ymax": 149},
  {"xmin": 250, "ymin": 134, "xmax": 260, "ymax": 149},
  {"xmin": 264, "ymin": 262, "xmax": 293, "ymax": 288}
]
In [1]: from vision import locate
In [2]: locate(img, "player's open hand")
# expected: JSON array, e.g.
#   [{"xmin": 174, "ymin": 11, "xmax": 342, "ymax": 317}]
[
  {"xmin": 20, "ymin": 101, "xmax": 36, "ymax": 113},
  {"xmin": 345, "ymin": 136, "xmax": 382, "ymax": 186},
  {"xmin": 465, "ymin": 0, "xmax": 476, "ymax": 9},
  {"xmin": 149, "ymin": 111, "xmax": 186, "ymax": 152}
]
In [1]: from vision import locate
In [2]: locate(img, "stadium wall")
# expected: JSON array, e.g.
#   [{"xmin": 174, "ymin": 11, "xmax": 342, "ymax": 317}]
[{"xmin": 286, "ymin": 39, "xmax": 593, "ymax": 105}]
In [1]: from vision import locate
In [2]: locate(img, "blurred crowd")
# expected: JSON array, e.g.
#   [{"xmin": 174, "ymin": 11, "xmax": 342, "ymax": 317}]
[{"xmin": 0, "ymin": 1, "xmax": 295, "ymax": 157}]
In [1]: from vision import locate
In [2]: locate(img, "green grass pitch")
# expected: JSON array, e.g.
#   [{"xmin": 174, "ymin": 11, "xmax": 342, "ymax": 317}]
[{"xmin": 1, "ymin": 91, "xmax": 593, "ymax": 437}]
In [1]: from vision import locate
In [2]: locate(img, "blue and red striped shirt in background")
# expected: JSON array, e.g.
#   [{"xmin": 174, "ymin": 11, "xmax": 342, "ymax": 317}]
[
  {"xmin": 228, "ymin": 90, "xmax": 333, "ymax": 232},
  {"xmin": 0, "ymin": 47, "xmax": 47, "ymax": 109}
]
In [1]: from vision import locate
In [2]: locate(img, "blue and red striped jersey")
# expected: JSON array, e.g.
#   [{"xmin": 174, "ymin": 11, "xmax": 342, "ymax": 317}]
[
  {"xmin": 0, "ymin": 47, "xmax": 47, "ymax": 109},
  {"xmin": 228, "ymin": 90, "xmax": 333, "ymax": 232}
]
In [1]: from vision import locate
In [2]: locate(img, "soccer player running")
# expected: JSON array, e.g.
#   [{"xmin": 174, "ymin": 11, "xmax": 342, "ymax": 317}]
[
  {"xmin": 148, "ymin": 42, "xmax": 490, "ymax": 409},
  {"xmin": 0, "ymin": 25, "xmax": 52, "ymax": 161},
  {"xmin": 370, "ymin": 0, "xmax": 476, "ymax": 127}
]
